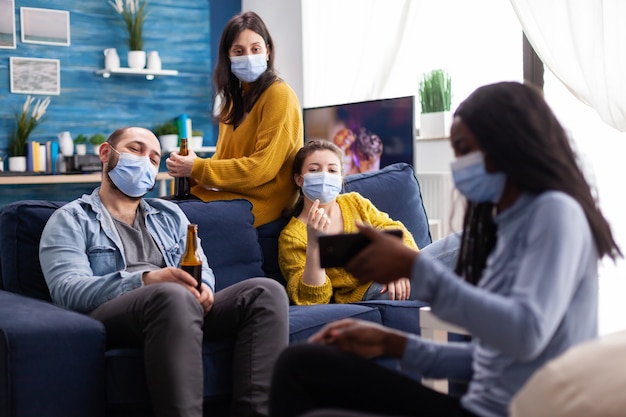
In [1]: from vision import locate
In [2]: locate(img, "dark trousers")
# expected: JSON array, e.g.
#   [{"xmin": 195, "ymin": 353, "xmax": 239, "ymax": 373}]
[
  {"xmin": 89, "ymin": 277, "xmax": 289, "ymax": 417},
  {"xmin": 269, "ymin": 344, "xmax": 478, "ymax": 417}
]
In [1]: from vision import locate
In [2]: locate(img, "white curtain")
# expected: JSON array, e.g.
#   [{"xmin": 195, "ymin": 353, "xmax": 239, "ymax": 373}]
[{"xmin": 510, "ymin": 0, "xmax": 626, "ymax": 132}]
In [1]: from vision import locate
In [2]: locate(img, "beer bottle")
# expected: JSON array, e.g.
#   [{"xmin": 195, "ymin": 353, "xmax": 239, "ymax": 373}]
[
  {"xmin": 180, "ymin": 223, "xmax": 202, "ymax": 290},
  {"xmin": 174, "ymin": 138, "xmax": 191, "ymax": 199}
]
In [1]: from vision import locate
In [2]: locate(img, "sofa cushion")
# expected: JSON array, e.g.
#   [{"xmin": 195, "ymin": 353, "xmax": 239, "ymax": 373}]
[
  {"xmin": 289, "ymin": 304, "xmax": 382, "ymax": 342},
  {"xmin": 174, "ymin": 199, "xmax": 265, "ymax": 291},
  {"xmin": 0, "ymin": 200, "xmax": 66, "ymax": 300},
  {"xmin": 342, "ymin": 162, "xmax": 432, "ymax": 249}
]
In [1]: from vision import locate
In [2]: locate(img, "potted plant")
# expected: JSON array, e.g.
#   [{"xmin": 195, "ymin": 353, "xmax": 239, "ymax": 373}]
[
  {"xmin": 89, "ymin": 133, "xmax": 107, "ymax": 154},
  {"xmin": 9, "ymin": 96, "xmax": 51, "ymax": 172},
  {"xmin": 418, "ymin": 69, "xmax": 452, "ymax": 139},
  {"xmin": 73, "ymin": 133, "xmax": 88, "ymax": 156},
  {"xmin": 109, "ymin": 0, "xmax": 150, "ymax": 69},
  {"xmin": 154, "ymin": 121, "xmax": 179, "ymax": 151}
]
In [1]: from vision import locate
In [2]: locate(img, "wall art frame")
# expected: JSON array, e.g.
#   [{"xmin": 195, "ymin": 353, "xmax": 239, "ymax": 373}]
[
  {"xmin": 20, "ymin": 7, "xmax": 70, "ymax": 46},
  {"xmin": 0, "ymin": 0, "xmax": 16, "ymax": 49},
  {"xmin": 10, "ymin": 57, "xmax": 61, "ymax": 95}
]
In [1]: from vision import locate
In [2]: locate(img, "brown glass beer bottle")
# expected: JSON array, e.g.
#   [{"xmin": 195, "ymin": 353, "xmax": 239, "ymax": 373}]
[
  {"xmin": 174, "ymin": 138, "xmax": 191, "ymax": 199},
  {"xmin": 180, "ymin": 223, "xmax": 202, "ymax": 290}
]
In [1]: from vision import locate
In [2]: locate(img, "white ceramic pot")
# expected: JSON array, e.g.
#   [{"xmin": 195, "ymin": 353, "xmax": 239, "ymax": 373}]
[
  {"xmin": 190, "ymin": 136, "xmax": 203, "ymax": 150},
  {"xmin": 92, "ymin": 144, "xmax": 102, "ymax": 155},
  {"xmin": 420, "ymin": 111, "xmax": 452, "ymax": 140},
  {"xmin": 75, "ymin": 144, "xmax": 87, "ymax": 156},
  {"xmin": 8, "ymin": 156, "xmax": 27, "ymax": 172},
  {"xmin": 128, "ymin": 50, "xmax": 146, "ymax": 69},
  {"xmin": 159, "ymin": 134, "xmax": 179, "ymax": 152}
]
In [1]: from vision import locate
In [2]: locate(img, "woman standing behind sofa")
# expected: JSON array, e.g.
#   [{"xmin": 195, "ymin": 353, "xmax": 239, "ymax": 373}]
[
  {"xmin": 166, "ymin": 11, "xmax": 303, "ymax": 227},
  {"xmin": 278, "ymin": 140, "xmax": 418, "ymax": 305}
]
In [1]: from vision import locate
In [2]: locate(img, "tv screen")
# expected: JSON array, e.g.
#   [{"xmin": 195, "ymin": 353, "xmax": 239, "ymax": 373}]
[{"xmin": 303, "ymin": 96, "xmax": 414, "ymax": 176}]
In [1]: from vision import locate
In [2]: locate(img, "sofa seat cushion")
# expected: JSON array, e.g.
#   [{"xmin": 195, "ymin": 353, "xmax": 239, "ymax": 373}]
[
  {"xmin": 343, "ymin": 162, "xmax": 432, "ymax": 249},
  {"xmin": 175, "ymin": 199, "xmax": 265, "ymax": 291},
  {"xmin": 289, "ymin": 304, "xmax": 382, "ymax": 342}
]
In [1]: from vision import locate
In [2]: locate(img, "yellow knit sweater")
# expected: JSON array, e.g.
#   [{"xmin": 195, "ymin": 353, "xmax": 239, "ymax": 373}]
[
  {"xmin": 190, "ymin": 81, "xmax": 303, "ymax": 227},
  {"xmin": 278, "ymin": 192, "xmax": 419, "ymax": 305}
]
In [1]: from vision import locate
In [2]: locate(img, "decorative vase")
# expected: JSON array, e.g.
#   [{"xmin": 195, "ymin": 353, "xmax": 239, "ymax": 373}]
[
  {"xmin": 104, "ymin": 48, "xmax": 120, "ymax": 70},
  {"xmin": 128, "ymin": 50, "xmax": 146, "ymax": 69},
  {"xmin": 58, "ymin": 131, "xmax": 74, "ymax": 156},
  {"xmin": 8, "ymin": 156, "xmax": 27, "ymax": 172},
  {"xmin": 419, "ymin": 111, "xmax": 452, "ymax": 140},
  {"xmin": 147, "ymin": 51, "xmax": 162, "ymax": 71}
]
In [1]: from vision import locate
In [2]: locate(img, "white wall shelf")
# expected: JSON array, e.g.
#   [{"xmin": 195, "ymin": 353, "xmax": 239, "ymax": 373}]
[{"xmin": 96, "ymin": 67, "xmax": 179, "ymax": 80}]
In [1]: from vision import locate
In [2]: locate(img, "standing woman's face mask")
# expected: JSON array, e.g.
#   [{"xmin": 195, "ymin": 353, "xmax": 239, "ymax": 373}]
[{"xmin": 229, "ymin": 28, "xmax": 269, "ymax": 83}]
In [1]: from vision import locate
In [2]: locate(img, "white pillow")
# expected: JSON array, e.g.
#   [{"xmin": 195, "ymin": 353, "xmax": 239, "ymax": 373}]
[{"xmin": 509, "ymin": 330, "xmax": 626, "ymax": 417}]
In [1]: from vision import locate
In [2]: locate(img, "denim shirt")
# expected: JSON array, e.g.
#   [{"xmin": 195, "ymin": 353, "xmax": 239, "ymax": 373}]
[{"xmin": 39, "ymin": 188, "xmax": 215, "ymax": 313}]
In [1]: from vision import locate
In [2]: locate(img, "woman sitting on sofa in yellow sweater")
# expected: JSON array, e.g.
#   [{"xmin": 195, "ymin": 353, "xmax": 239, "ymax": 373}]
[{"xmin": 278, "ymin": 140, "xmax": 418, "ymax": 305}]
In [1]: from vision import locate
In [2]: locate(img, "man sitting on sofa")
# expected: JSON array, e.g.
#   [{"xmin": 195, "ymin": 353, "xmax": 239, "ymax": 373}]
[{"xmin": 39, "ymin": 126, "xmax": 288, "ymax": 417}]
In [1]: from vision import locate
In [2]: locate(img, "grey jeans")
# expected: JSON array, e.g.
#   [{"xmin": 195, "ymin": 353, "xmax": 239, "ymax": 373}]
[{"xmin": 89, "ymin": 277, "xmax": 289, "ymax": 417}]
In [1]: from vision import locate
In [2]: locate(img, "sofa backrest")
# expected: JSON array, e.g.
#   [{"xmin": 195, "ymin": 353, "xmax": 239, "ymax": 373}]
[{"xmin": 0, "ymin": 198, "xmax": 265, "ymax": 300}]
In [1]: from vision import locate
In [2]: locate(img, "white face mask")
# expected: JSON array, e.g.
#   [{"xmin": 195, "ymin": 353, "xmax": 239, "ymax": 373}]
[
  {"xmin": 302, "ymin": 172, "xmax": 342, "ymax": 204},
  {"xmin": 230, "ymin": 54, "xmax": 267, "ymax": 83}
]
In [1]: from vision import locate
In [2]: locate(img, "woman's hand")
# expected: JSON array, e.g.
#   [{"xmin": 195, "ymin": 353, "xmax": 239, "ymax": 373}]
[
  {"xmin": 308, "ymin": 318, "xmax": 408, "ymax": 359},
  {"xmin": 306, "ymin": 199, "xmax": 331, "ymax": 242},
  {"xmin": 166, "ymin": 149, "xmax": 197, "ymax": 178},
  {"xmin": 380, "ymin": 277, "xmax": 411, "ymax": 300},
  {"xmin": 345, "ymin": 223, "xmax": 419, "ymax": 285}
]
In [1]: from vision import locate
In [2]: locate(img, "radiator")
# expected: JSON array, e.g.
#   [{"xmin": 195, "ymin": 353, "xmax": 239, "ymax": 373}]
[{"xmin": 415, "ymin": 172, "xmax": 464, "ymax": 240}]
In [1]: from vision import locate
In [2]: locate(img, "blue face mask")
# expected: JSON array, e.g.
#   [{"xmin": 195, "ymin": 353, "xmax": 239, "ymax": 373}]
[
  {"xmin": 230, "ymin": 54, "xmax": 267, "ymax": 83},
  {"xmin": 108, "ymin": 146, "xmax": 158, "ymax": 198},
  {"xmin": 450, "ymin": 151, "xmax": 506, "ymax": 203},
  {"xmin": 302, "ymin": 172, "xmax": 342, "ymax": 204}
]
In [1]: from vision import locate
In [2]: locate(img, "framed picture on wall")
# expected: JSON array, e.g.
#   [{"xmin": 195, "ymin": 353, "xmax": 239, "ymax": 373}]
[
  {"xmin": 10, "ymin": 57, "xmax": 61, "ymax": 95},
  {"xmin": 0, "ymin": 0, "xmax": 16, "ymax": 49},
  {"xmin": 20, "ymin": 7, "xmax": 70, "ymax": 46}
]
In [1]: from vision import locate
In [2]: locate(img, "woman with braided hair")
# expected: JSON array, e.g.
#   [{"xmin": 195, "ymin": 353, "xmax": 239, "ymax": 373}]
[{"xmin": 269, "ymin": 81, "xmax": 622, "ymax": 417}]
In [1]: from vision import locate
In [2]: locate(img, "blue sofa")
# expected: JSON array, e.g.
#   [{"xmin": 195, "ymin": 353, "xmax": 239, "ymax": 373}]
[{"xmin": 0, "ymin": 162, "xmax": 432, "ymax": 417}]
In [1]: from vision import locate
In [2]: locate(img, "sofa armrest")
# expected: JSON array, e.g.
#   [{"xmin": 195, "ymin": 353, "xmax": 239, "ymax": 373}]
[{"xmin": 0, "ymin": 290, "xmax": 107, "ymax": 417}]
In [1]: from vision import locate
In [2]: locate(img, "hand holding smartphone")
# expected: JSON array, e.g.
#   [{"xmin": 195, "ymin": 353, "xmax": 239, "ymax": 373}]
[{"xmin": 317, "ymin": 229, "xmax": 403, "ymax": 268}]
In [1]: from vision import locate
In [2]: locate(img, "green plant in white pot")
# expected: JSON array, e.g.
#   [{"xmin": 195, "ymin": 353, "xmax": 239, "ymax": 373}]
[{"xmin": 418, "ymin": 69, "xmax": 452, "ymax": 139}]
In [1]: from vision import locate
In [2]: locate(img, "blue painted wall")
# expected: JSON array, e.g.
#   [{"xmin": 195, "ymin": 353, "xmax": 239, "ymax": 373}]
[{"xmin": 0, "ymin": 0, "xmax": 241, "ymax": 206}]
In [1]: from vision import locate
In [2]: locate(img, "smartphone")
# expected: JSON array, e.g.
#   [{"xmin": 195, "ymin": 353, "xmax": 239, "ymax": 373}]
[{"xmin": 317, "ymin": 229, "xmax": 403, "ymax": 268}]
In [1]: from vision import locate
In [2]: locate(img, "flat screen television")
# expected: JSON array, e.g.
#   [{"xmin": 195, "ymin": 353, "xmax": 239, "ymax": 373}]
[{"xmin": 303, "ymin": 96, "xmax": 414, "ymax": 176}]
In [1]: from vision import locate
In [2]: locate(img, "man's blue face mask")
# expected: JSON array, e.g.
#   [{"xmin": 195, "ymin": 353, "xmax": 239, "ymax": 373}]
[
  {"xmin": 450, "ymin": 151, "xmax": 506, "ymax": 203},
  {"xmin": 108, "ymin": 146, "xmax": 158, "ymax": 198}
]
